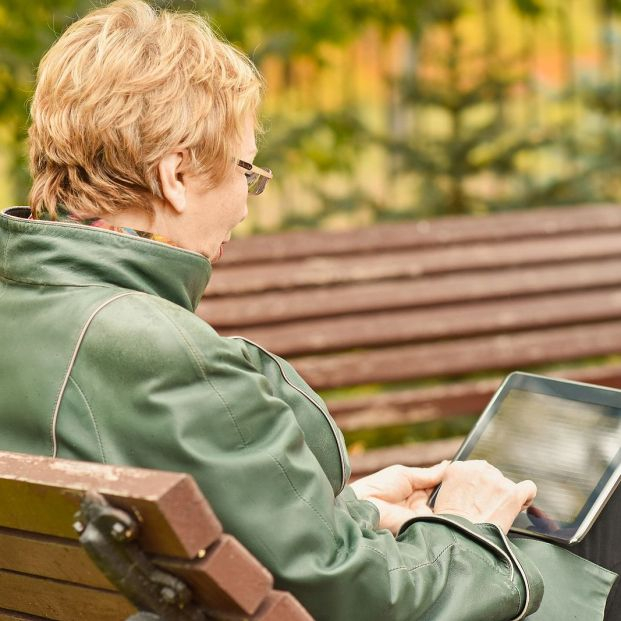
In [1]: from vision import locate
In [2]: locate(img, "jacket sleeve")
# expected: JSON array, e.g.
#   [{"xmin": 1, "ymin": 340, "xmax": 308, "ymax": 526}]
[{"xmin": 73, "ymin": 297, "xmax": 544, "ymax": 621}]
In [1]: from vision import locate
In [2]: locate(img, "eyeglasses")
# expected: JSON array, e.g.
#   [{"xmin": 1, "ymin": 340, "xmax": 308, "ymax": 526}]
[{"xmin": 237, "ymin": 160, "xmax": 273, "ymax": 195}]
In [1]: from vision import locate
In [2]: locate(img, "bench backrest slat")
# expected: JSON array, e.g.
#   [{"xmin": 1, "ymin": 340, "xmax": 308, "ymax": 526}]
[
  {"xmin": 252, "ymin": 592, "xmax": 316, "ymax": 621},
  {"xmin": 221, "ymin": 203, "xmax": 621, "ymax": 265},
  {"xmin": 0, "ymin": 528, "xmax": 113, "ymax": 589},
  {"xmin": 0, "ymin": 528, "xmax": 273, "ymax": 617},
  {"xmin": 158, "ymin": 535, "xmax": 273, "ymax": 615},
  {"xmin": 219, "ymin": 287, "xmax": 621, "ymax": 357},
  {"xmin": 0, "ymin": 569, "xmax": 135, "ymax": 621},
  {"xmin": 328, "ymin": 363, "xmax": 621, "ymax": 433},
  {"xmin": 0, "ymin": 453, "xmax": 221, "ymax": 558},
  {"xmin": 292, "ymin": 319, "xmax": 621, "ymax": 390},
  {"xmin": 0, "ymin": 453, "xmax": 309, "ymax": 620},
  {"xmin": 209, "ymin": 230, "xmax": 621, "ymax": 296},
  {"xmin": 201, "ymin": 257, "xmax": 621, "ymax": 328}
]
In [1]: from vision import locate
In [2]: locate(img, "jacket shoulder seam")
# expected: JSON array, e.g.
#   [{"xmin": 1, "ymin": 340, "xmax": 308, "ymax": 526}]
[
  {"xmin": 50, "ymin": 291, "xmax": 143, "ymax": 457},
  {"xmin": 67, "ymin": 376, "xmax": 107, "ymax": 464}
]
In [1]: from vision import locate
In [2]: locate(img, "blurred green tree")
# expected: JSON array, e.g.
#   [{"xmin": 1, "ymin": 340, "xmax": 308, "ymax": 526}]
[
  {"xmin": 1, "ymin": 0, "xmax": 619, "ymax": 225},
  {"xmin": 379, "ymin": 0, "xmax": 550, "ymax": 217}
]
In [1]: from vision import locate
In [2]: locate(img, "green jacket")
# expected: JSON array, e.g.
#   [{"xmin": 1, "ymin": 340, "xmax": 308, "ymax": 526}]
[{"xmin": 0, "ymin": 207, "xmax": 615, "ymax": 620}]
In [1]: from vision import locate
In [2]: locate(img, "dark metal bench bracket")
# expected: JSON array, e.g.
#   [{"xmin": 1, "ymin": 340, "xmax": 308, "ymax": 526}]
[{"xmin": 74, "ymin": 491, "xmax": 208, "ymax": 621}]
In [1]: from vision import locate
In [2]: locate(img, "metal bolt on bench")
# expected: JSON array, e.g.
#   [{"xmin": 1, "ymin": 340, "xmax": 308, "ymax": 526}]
[
  {"xmin": 0, "ymin": 451, "xmax": 312, "ymax": 621},
  {"xmin": 75, "ymin": 491, "xmax": 207, "ymax": 621}
]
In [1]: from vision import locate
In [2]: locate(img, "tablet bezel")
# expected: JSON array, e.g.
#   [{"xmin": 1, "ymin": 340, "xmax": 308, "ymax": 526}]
[{"xmin": 447, "ymin": 371, "xmax": 621, "ymax": 545}]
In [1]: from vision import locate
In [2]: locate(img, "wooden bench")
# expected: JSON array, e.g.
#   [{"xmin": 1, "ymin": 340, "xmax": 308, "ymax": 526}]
[
  {"xmin": 200, "ymin": 203, "xmax": 621, "ymax": 477},
  {"xmin": 0, "ymin": 451, "xmax": 311, "ymax": 621}
]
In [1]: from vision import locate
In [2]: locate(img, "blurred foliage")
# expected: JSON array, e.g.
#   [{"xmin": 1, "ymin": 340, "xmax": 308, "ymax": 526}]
[
  {"xmin": 345, "ymin": 414, "xmax": 478, "ymax": 452},
  {"xmin": 0, "ymin": 0, "xmax": 423, "ymax": 203},
  {"xmin": 382, "ymin": 11, "xmax": 549, "ymax": 216},
  {"xmin": 1, "ymin": 0, "xmax": 621, "ymax": 223},
  {"xmin": 0, "ymin": 0, "xmax": 93, "ymax": 193}
]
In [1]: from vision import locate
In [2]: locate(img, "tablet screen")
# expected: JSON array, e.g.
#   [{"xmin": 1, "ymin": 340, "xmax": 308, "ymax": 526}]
[{"xmin": 453, "ymin": 375, "xmax": 621, "ymax": 542}]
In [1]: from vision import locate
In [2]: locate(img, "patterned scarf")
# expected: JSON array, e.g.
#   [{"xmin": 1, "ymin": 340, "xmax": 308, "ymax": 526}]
[{"xmin": 31, "ymin": 208, "xmax": 178, "ymax": 248}]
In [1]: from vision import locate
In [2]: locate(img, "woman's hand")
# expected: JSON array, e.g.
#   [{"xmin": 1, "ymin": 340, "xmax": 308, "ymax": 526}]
[
  {"xmin": 350, "ymin": 462, "xmax": 449, "ymax": 534},
  {"xmin": 434, "ymin": 460, "xmax": 537, "ymax": 534}
]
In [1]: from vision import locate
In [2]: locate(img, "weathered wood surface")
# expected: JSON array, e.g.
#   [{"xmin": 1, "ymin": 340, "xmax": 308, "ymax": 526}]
[
  {"xmin": 161, "ymin": 535, "xmax": 273, "ymax": 615},
  {"xmin": 292, "ymin": 320, "xmax": 621, "ymax": 389},
  {"xmin": 218, "ymin": 288, "xmax": 621, "ymax": 356},
  {"xmin": 0, "ymin": 570, "xmax": 135, "ymax": 621},
  {"xmin": 0, "ymin": 452, "xmax": 221, "ymax": 558},
  {"xmin": 253, "ymin": 592, "xmax": 315, "ymax": 621},
  {"xmin": 328, "ymin": 363, "xmax": 621, "ymax": 432},
  {"xmin": 0, "ymin": 528, "xmax": 272, "ymax": 616},
  {"xmin": 200, "ymin": 258, "xmax": 621, "ymax": 328},
  {"xmin": 0, "ymin": 529, "xmax": 113, "ymax": 589},
  {"xmin": 202, "ymin": 203, "xmax": 621, "ymax": 475},
  {"xmin": 0, "ymin": 610, "xmax": 47, "ymax": 620},
  {"xmin": 219, "ymin": 203, "xmax": 621, "ymax": 265},
  {"xmin": 208, "ymin": 230, "xmax": 621, "ymax": 295},
  {"xmin": 0, "ymin": 452, "xmax": 312, "ymax": 621}
]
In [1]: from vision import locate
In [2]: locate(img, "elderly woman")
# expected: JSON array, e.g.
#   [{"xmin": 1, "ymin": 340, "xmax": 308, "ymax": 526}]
[{"xmin": 0, "ymin": 1, "xmax": 617, "ymax": 619}]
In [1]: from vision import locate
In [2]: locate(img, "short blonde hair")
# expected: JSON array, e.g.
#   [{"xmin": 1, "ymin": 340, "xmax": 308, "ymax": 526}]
[{"xmin": 29, "ymin": 0, "xmax": 263, "ymax": 218}]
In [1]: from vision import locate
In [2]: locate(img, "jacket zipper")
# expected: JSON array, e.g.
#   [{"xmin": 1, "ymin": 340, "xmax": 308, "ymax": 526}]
[{"xmin": 229, "ymin": 336, "xmax": 348, "ymax": 494}]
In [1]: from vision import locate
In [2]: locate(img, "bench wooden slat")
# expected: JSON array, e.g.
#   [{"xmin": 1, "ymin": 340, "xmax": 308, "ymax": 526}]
[
  {"xmin": 290, "ymin": 319, "xmax": 621, "ymax": 390},
  {"xmin": 222, "ymin": 203, "xmax": 621, "ymax": 265},
  {"xmin": 252, "ymin": 591, "xmax": 314, "ymax": 621},
  {"xmin": 209, "ymin": 230, "xmax": 621, "ymax": 295},
  {"xmin": 0, "ymin": 529, "xmax": 112, "ymax": 590},
  {"xmin": 160, "ymin": 535, "xmax": 272, "ymax": 615},
  {"xmin": 0, "ymin": 454, "xmax": 221, "ymax": 559},
  {"xmin": 349, "ymin": 437, "xmax": 466, "ymax": 477},
  {"xmin": 0, "ymin": 453, "xmax": 310, "ymax": 620},
  {"xmin": 0, "ymin": 570, "xmax": 135, "ymax": 621},
  {"xmin": 203, "ymin": 204, "xmax": 621, "ymax": 482},
  {"xmin": 328, "ymin": 364, "xmax": 621, "ymax": 432},
  {"xmin": 218, "ymin": 287, "xmax": 621, "ymax": 356},
  {"xmin": 0, "ymin": 527, "xmax": 272, "ymax": 617},
  {"xmin": 0, "ymin": 610, "xmax": 46, "ymax": 621},
  {"xmin": 201, "ymin": 257, "xmax": 621, "ymax": 328}
]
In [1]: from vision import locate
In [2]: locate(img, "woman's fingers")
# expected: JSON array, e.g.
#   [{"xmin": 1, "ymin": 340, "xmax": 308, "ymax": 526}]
[
  {"xmin": 515, "ymin": 479, "xmax": 538, "ymax": 510},
  {"xmin": 403, "ymin": 461, "xmax": 450, "ymax": 491},
  {"xmin": 351, "ymin": 461, "xmax": 450, "ymax": 505},
  {"xmin": 434, "ymin": 460, "xmax": 538, "ymax": 533}
]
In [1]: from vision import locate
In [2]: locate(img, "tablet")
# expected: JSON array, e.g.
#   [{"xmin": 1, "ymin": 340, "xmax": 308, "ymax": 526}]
[{"xmin": 440, "ymin": 372, "xmax": 621, "ymax": 544}]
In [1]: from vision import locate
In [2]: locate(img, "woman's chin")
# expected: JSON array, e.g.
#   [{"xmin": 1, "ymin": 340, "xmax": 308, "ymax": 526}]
[{"xmin": 209, "ymin": 243, "xmax": 225, "ymax": 264}]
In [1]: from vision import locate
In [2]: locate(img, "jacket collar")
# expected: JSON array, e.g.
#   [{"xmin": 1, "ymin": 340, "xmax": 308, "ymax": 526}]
[{"xmin": 0, "ymin": 207, "xmax": 212, "ymax": 312}]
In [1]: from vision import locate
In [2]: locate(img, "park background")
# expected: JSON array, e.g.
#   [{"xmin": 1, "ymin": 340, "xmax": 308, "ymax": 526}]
[
  {"xmin": 2, "ymin": 0, "xmax": 621, "ymax": 454},
  {"xmin": 2, "ymin": 0, "xmax": 621, "ymax": 233}
]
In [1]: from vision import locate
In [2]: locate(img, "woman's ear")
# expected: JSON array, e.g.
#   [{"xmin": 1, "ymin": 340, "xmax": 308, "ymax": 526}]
[{"xmin": 158, "ymin": 151, "xmax": 187, "ymax": 214}]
